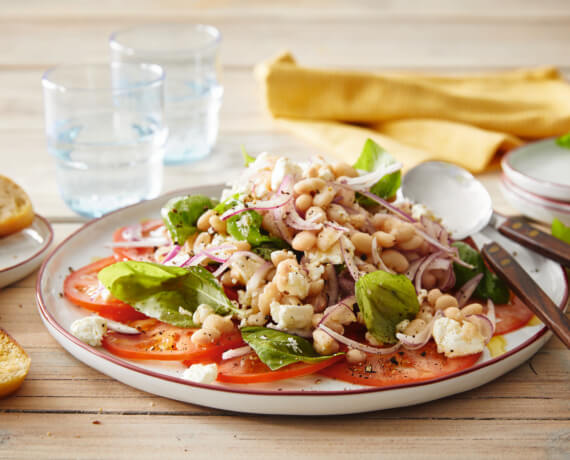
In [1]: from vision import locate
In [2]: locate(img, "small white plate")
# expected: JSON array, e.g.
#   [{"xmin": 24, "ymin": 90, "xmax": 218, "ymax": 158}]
[
  {"xmin": 500, "ymin": 175, "xmax": 570, "ymax": 225},
  {"xmin": 502, "ymin": 138, "xmax": 570, "ymax": 202},
  {"xmin": 35, "ymin": 187, "xmax": 568, "ymax": 415},
  {"xmin": 0, "ymin": 215, "xmax": 53, "ymax": 288}
]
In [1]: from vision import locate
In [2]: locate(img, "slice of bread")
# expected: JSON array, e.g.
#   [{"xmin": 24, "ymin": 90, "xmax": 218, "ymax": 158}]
[
  {"xmin": 0, "ymin": 328, "xmax": 31, "ymax": 398},
  {"xmin": 0, "ymin": 175, "xmax": 34, "ymax": 237}
]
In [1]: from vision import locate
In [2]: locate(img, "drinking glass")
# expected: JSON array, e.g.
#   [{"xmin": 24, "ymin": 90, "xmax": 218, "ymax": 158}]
[
  {"xmin": 42, "ymin": 62, "xmax": 167, "ymax": 218},
  {"xmin": 110, "ymin": 24, "xmax": 223, "ymax": 165}
]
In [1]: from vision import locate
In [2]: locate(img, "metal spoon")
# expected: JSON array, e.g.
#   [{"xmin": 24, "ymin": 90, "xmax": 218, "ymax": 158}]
[{"xmin": 401, "ymin": 161, "xmax": 570, "ymax": 348}]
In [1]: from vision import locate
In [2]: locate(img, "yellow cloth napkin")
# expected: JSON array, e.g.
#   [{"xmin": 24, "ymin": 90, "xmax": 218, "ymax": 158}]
[{"xmin": 255, "ymin": 52, "xmax": 570, "ymax": 172}]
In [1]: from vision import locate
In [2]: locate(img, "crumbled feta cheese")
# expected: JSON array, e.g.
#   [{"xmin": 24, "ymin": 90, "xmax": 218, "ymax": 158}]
[
  {"xmin": 432, "ymin": 317, "xmax": 486, "ymax": 358},
  {"xmin": 417, "ymin": 288, "xmax": 428, "ymax": 305},
  {"xmin": 270, "ymin": 302, "xmax": 314, "ymax": 331},
  {"xmin": 231, "ymin": 253, "xmax": 263, "ymax": 283},
  {"xmin": 396, "ymin": 319, "xmax": 410, "ymax": 333},
  {"xmin": 286, "ymin": 269, "xmax": 309, "ymax": 298},
  {"xmin": 271, "ymin": 157, "xmax": 302, "ymax": 191},
  {"xmin": 70, "ymin": 316, "xmax": 107, "ymax": 347},
  {"xmin": 412, "ymin": 203, "xmax": 435, "ymax": 220},
  {"xmin": 182, "ymin": 363, "xmax": 218, "ymax": 384},
  {"xmin": 308, "ymin": 238, "xmax": 354, "ymax": 265},
  {"xmin": 306, "ymin": 263, "xmax": 325, "ymax": 282}
]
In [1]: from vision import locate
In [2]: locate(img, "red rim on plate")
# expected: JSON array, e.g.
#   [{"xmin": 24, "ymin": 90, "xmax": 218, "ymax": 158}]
[
  {"xmin": 501, "ymin": 175, "xmax": 570, "ymax": 214},
  {"xmin": 35, "ymin": 193, "xmax": 569, "ymax": 397},
  {"xmin": 502, "ymin": 138, "xmax": 570, "ymax": 195},
  {"xmin": 0, "ymin": 214, "xmax": 54, "ymax": 274}
]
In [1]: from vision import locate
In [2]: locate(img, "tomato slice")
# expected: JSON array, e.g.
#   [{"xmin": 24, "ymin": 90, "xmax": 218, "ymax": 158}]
[
  {"xmin": 217, "ymin": 352, "xmax": 343, "ymax": 384},
  {"xmin": 112, "ymin": 219, "xmax": 165, "ymax": 262},
  {"xmin": 104, "ymin": 319, "xmax": 245, "ymax": 362},
  {"xmin": 64, "ymin": 257, "xmax": 147, "ymax": 322},
  {"xmin": 494, "ymin": 295, "xmax": 534, "ymax": 335},
  {"xmin": 319, "ymin": 341, "xmax": 481, "ymax": 387}
]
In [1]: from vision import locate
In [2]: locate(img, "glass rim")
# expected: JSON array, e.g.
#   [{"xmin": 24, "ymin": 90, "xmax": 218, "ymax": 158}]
[
  {"xmin": 109, "ymin": 23, "xmax": 221, "ymax": 58},
  {"xmin": 41, "ymin": 61, "xmax": 165, "ymax": 93}
]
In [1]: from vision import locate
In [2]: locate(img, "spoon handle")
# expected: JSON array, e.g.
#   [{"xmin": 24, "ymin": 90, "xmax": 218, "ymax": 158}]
[
  {"xmin": 498, "ymin": 217, "xmax": 570, "ymax": 268},
  {"xmin": 481, "ymin": 242, "xmax": 570, "ymax": 349}
]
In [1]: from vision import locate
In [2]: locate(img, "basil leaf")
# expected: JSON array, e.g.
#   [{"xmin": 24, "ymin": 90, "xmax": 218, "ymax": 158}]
[
  {"xmin": 241, "ymin": 327, "xmax": 341, "ymax": 371},
  {"xmin": 241, "ymin": 146, "xmax": 256, "ymax": 166},
  {"xmin": 98, "ymin": 261, "xmax": 239, "ymax": 327},
  {"xmin": 355, "ymin": 271, "xmax": 419, "ymax": 344},
  {"xmin": 552, "ymin": 218, "xmax": 570, "ymax": 244},
  {"xmin": 452, "ymin": 242, "xmax": 510, "ymax": 304},
  {"xmin": 226, "ymin": 210, "xmax": 287, "ymax": 249},
  {"xmin": 555, "ymin": 132, "xmax": 570, "ymax": 149},
  {"xmin": 213, "ymin": 193, "xmax": 241, "ymax": 214},
  {"xmin": 353, "ymin": 138, "xmax": 401, "ymax": 204},
  {"xmin": 161, "ymin": 195, "xmax": 216, "ymax": 245}
]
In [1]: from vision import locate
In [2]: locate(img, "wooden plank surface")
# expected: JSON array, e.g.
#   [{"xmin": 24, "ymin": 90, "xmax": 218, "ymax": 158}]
[{"xmin": 0, "ymin": 1, "xmax": 569, "ymax": 459}]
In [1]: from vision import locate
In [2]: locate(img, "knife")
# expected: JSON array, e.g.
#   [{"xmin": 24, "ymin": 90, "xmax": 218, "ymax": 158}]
[
  {"xmin": 471, "ymin": 226, "xmax": 570, "ymax": 348},
  {"xmin": 490, "ymin": 214, "xmax": 570, "ymax": 268}
]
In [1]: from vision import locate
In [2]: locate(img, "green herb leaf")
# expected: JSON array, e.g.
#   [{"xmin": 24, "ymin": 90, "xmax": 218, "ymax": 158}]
[
  {"xmin": 452, "ymin": 242, "xmax": 510, "ymax": 304},
  {"xmin": 226, "ymin": 209, "xmax": 288, "ymax": 250},
  {"xmin": 241, "ymin": 146, "xmax": 256, "ymax": 166},
  {"xmin": 353, "ymin": 138, "xmax": 401, "ymax": 204},
  {"xmin": 355, "ymin": 270, "xmax": 420, "ymax": 344},
  {"xmin": 241, "ymin": 327, "xmax": 342, "ymax": 370},
  {"xmin": 552, "ymin": 218, "xmax": 570, "ymax": 244},
  {"xmin": 98, "ymin": 261, "xmax": 239, "ymax": 327},
  {"xmin": 555, "ymin": 132, "xmax": 570, "ymax": 149},
  {"xmin": 161, "ymin": 195, "xmax": 216, "ymax": 245}
]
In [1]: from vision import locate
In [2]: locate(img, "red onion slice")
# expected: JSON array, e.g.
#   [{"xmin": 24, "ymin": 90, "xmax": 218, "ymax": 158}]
[
  {"xmin": 344, "ymin": 162, "xmax": 403, "ymax": 190},
  {"xmin": 486, "ymin": 298, "xmax": 496, "ymax": 332},
  {"xmin": 221, "ymin": 345, "xmax": 252, "ymax": 360},
  {"xmin": 200, "ymin": 250, "xmax": 227, "ymax": 264},
  {"xmin": 106, "ymin": 238, "xmax": 169, "ymax": 248},
  {"xmin": 396, "ymin": 311, "xmax": 442, "ymax": 350},
  {"xmin": 212, "ymin": 250, "xmax": 267, "ymax": 277},
  {"xmin": 318, "ymin": 324, "xmax": 401, "ymax": 355},
  {"xmin": 317, "ymin": 297, "xmax": 356, "ymax": 327},
  {"xmin": 273, "ymin": 205, "xmax": 293, "ymax": 243},
  {"xmin": 440, "ymin": 263, "xmax": 456, "ymax": 291},
  {"xmin": 340, "ymin": 236, "xmax": 361, "ymax": 281},
  {"xmin": 370, "ymin": 235, "xmax": 394, "ymax": 274},
  {"xmin": 162, "ymin": 244, "xmax": 181, "ymax": 264},
  {"xmin": 285, "ymin": 203, "xmax": 323, "ymax": 231},
  {"xmin": 456, "ymin": 273, "xmax": 484, "ymax": 308},
  {"xmin": 324, "ymin": 221, "xmax": 350, "ymax": 232},
  {"xmin": 464, "ymin": 314, "xmax": 495, "ymax": 344},
  {"xmin": 405, "ymin": 257, "xmax": 424, "ymax": 281},
  {"xmin": 220, "ymin": 194, "xmax": 292, "ymax": 221},
  {"xmin": 414, "ymin": 251, "xmax": 442, "ymax": 292},
  {"xmin": 181, "ymin": 253, "xmax": 207, "ymax": 268},
  {"xmin": 355, "ymin": 190, "xmax": 416, "ymax": 222},
  {"xmin": 324, "ymin": 264, "xmax": 339, "ymax": 306}
]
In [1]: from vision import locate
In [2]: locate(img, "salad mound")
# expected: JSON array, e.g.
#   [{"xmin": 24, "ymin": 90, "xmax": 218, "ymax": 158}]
[{"xmin": 65, "ymin": 140, "xmax": 529, "ymax": 387}]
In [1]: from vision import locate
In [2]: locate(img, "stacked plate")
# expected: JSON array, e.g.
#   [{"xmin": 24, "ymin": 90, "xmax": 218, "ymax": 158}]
[{"xmin": 501, "ymin": 138, "xmax": 570, "ymax": 225}]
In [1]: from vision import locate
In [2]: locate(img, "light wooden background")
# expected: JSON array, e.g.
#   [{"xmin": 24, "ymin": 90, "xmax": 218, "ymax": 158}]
[{"xmin": 1, "ymin": 1, "xmax": 569, "ymax": 459}]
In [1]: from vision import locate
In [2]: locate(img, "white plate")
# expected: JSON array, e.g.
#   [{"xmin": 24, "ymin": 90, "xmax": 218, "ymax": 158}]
[
  {"xmin": 0, "ymin": 214, "xmax": 53, "ymax": 288},
  {"xmin": 35, "ymin": 186, "xmax": 568, "ymax": 415},
  {"xmin": 502, "ymin": 138, "xmax": 570, "ymax": 202},
  {"xmin": 500, "ymin": 175, "xmax": 570, "ymax": 225}
]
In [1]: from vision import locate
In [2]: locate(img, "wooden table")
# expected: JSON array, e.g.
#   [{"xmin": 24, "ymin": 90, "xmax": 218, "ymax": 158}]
[{"xmin": 1, "ymin": 1, "xmax": 569, "ymax": 458}]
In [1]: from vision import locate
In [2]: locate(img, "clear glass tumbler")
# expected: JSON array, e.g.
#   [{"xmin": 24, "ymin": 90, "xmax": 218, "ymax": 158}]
[
  {"xmin": 42, "ymin": 62, "xmax": 167, "ymax": 218},
  {"xmin": 110, "ymin": 24, "xmax": 223, "ymax": 165}
]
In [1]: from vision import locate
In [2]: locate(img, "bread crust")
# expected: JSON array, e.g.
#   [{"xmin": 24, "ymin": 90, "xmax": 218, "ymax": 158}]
[
  {"xmin": 0, "ymin": 328, "xmax": 31, "ymax": 398},
  {"xmin": 0, "ymin": 175, "xmax": 34, "ymax": 237}
]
